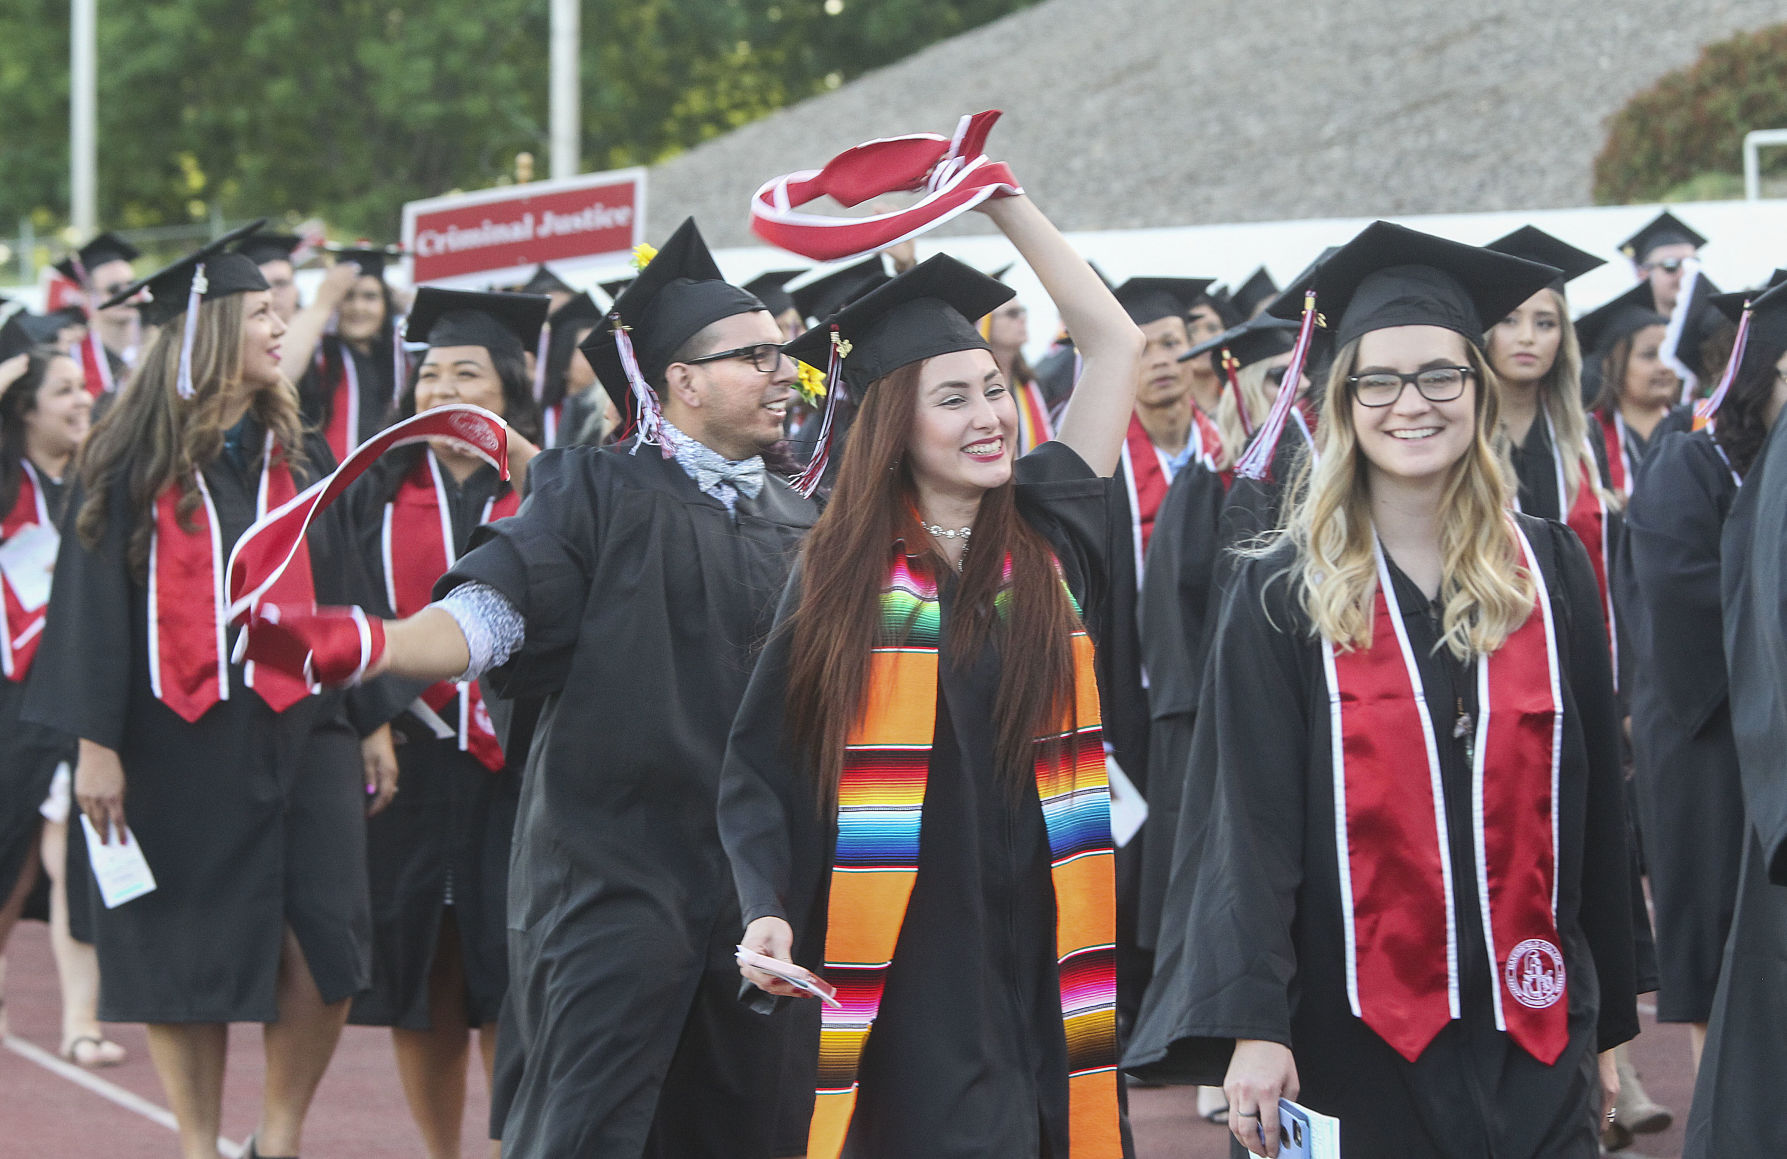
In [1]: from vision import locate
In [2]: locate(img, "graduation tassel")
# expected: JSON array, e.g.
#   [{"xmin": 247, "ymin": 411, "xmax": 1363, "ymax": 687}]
[
  {"xmin": 1223, "ymin": 348, "xmax": 1254, "ymax": 440},
  {"xmin": 533, "ymin": 319, "xmax": 551, "ymax": 402},
  {"xmin": 391, "ymin": 315, "xmax": 410, "ymax": 405},
  {"xmin": 610, "ymin": 315, "xmax": 669, "ymax": 457},
  {"xmin": 790, "ymin": 326, "xmax": 849, "ymax": 498},
  {"xmin": 176, "ymin": 262, "xmax": 206, "ymax": 400},
  {"xmin": 1694, "ymin": 297, "xmax": 1752, "ymax": 431},
  {"xmin": 1235, "ymin": 289, "xmax": 1318, "ymax": 481}
]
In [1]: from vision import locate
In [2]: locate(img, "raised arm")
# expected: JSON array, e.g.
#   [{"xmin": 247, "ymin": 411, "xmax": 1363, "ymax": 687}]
[
  {"xmin": 279, "ymin": 261, "xmax": 360, "ymax": 383},
  {"xmin": 980, "ymin": 195, "xmax": 1142, "ymax": 476}
]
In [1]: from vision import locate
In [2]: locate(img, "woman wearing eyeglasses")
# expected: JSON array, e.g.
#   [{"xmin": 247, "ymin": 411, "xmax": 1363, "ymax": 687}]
[{"xmin": 1127, "ymin": 223, "xmax": 1638, "ymax": 1159}]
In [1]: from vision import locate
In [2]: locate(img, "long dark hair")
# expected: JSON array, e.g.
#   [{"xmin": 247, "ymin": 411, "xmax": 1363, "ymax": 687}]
[
  {"xmin": 370, "ymin": 340, "xmax": 543, "ymax": 505},
  {"xmin": 782, "ymin": 358, "xmax": 1082, "ymax": 814},
  {"xmin": 308, "ymin": 279, "xmax": 402, "ymax": 431},
  {"xmin": 1, "ymin": 347, "xmax": 74, "ymax": 518},
  {"xmin": 76, "ymin": 293, "xmax": 307, "ymax": 581},
  {"xmin": 1712, "ymin": 338, "xmax": 1787, "ymax": 478}
]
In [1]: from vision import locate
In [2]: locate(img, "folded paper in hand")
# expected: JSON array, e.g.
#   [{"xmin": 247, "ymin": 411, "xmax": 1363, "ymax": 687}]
[{"xmin": 736, "ymin": 945, "xmax": 841, "ymax": 1008}]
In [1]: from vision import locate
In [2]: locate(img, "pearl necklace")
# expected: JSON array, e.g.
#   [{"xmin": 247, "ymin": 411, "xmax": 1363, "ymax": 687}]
[{"xmin": 920, "ymin": 521, "xmax": 972, "ymax": 542}]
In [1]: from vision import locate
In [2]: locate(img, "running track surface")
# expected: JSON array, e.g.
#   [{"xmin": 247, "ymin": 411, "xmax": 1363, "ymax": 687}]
[{"xmin": 1, "ymin": 921, "xmax": 1695, "ymax": 1158}]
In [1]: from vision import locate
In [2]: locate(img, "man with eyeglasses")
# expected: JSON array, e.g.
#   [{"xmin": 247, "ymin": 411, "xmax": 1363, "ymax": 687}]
[
  {"xmin": 297, "ymin": 217, "xmax": 816, "ymax": 1158},
  {"xmin": 1619, "ymin": 209, "xmax": 1708, "ymax": 316},
  {"xmin": 53, "ymin": 232, "xmax": 142, "ymax": 393}
]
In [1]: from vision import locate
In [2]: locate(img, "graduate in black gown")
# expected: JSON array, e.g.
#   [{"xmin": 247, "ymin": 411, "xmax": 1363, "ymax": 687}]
[
  {"xmin": 1681, "ymin": 280, "xmax": 1787, "ymax": 1157},
  {"xmin": 22, "ymin": 225, "xmax": 399, "ymax": 1159},
  {"xmin": 243, "ymin": 218, "xmax": 818, "ymax": 1159},
  {"xmin": 1576, "ymin": 284, "xmax": 1684, "ymax": 498},
  {"xmin": 720, "ymin": 191, "xmax": 1142, "ymax": 1159},
  {"xmin": 1127, "ymin": 222, "xmax": 1638, "ymax": 1158},
  {"xmin": 297, "ymin": 245, "xmax": 403, "ymax": 461},
  {"xmin": 337, "ymin": 288, "xmax": 547, "ymax": 1159},
  {"xmin": 537, "ymin": 289, "xmax": 606, "ymax": 447}
]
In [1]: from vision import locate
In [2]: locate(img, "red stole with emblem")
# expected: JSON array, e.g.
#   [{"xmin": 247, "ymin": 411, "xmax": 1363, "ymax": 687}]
[
  {"xmin": 150, "ymin": 432, "xmax": 315, "ymax": 720},
  {"xmin": 1321, "ymin": 523, "xmax": 1568, "ymax": 1065},
  {"xmin": 1, "ymin": 462, "xmax": 51, "ymax": 680},
  {"xmin": 382, "ymin": 453, "xmax": 518, "ymax": 771}
]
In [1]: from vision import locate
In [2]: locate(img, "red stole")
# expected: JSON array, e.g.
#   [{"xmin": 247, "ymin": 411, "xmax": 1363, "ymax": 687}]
[
  {"xmin": 541, "ymin": 400, "xmax": 564, "ymax": 449},
  {"xmin": 316, "ymin": 345, "xmax": 363, "ymax": 463},
  {"xmin": 1118, "ymin": 416, "xmax": 1172, "ymax": 585},
  {"xmin": 1, "ymin": 462, "xmax": 51, "ymax": 680},
  {"xmin": 382, "ymin": 453, "xmax": 519, "ymax": 771},
  {"xmin": 149, "ymin": 433, "xmax": 315, "ymax": 720},
  {"xmin": 1191, "ymin": 404, "xmax": 1224, "ymax": 468},
  {"xmin": 1322, "ymin": 524, "xmax": 1568, "ymax": 1065},
  {"xmin": 1013, "ymin": 377, "xmax": 1055, "ymax": 454},
  {"xmin": 78, "ymin": 330, "xmax": 115, "ymax": 398},
  {"xmin": 1594, "ymin": 411, "xmax": 1631, "ymax": 498}
]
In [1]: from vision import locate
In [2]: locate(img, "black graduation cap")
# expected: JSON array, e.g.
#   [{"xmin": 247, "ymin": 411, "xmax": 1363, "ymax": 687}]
[
  {"xmin": 742, "ymin": 268, "xmax": 806, "ymax": 318},
  {"xmin": 326, "ymin": 243, "xmax": 401, "ymax": 282},
  {"xmin": 0, "ymin": 315, "xmax": 35, "ymax": 363},
  {"xmin": 1664, "ymin": 269, "xmax": 1731, "ymax": 382},
  {"xmin": 548, "ymin": 290, "xmax": 603, "ymax": 331},
  {"xmin": 518, "ymin": 264, "xmax": 574, "ymax": 296},
  {"xmin": 578, "ymin": 218, "xmax": 767, "ymax": 415},
  {"xmin": 403, "ymin": 288, "xmax": 549, "ymax": 357},
  {"xmin": 782, "ymin": 255, "xmax": 1013, "ymax": 398},
  {"xmin": 1573, "ymin": 281, "xmax": 1668, "ymax": 356},
  {"xmin": 1767, "ymin": 269, "xmax": 1787, "ymax": 291},
  {"xmin": 100, "ymin": 219, "xmax": 272, "ymax": 327},
  {"xmin": 1486, "ymin": 225, "xmax": 1605, "ymax": 292},
  {"xmin": 19, "ymin": 306, "xmax": 87, "ymax": 345},
  {"xmin": 1619, "ymin": 210, "xmax": 1707, "ymax": 264},
  {"xmin": 987, "ymin": 262, "xmax": 1016, "ymax": 282},
  {"xmin": 1269, "ymin": 221, "xmax": 1560, "ymax": 350},
  {"xmin": 1711, "ymin": 281, "xmax": 1787, "ymax": 379},
  {"xmin": 789, "ymin": 256, "xmax": 893, "ymax": 324},
  {"xmin": 53, "ymin": 231, "xmax": 141, "ymax": 285},
  {"xmin": 232, "ymin": 233, "xmax": 303, "ymax": 267},
  {"xmin": 1231, "ymin": 267, "xmax": 1279, "ymax": 318},
  {"xmin": 1181, "ymin": 313, "xmax": 1300, "ymax": 374},
  {"xmin": 1112, "ymin": 277, "xmax": 1215, "ymax": 327}
]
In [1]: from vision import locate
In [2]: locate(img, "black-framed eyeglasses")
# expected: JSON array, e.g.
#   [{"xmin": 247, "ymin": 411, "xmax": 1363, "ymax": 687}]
[
  {"xmin": 1643, "ymin": 258, "xmax": 1687, "ymax": 274},
  {"xmin": 1347, "ymin": 366, "xmax": 1473, "ymax": 408},
  {"xmin": 683, "ymin": 343, "xmax": 788, "ymax": 374}
]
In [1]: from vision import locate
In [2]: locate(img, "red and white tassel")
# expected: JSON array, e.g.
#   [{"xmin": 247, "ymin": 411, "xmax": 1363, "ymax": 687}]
[
  {"xmin": 790, "ymin": 326, "xmax": 849, "ymax": 497},
  {"xmin": 177, "ymin": 263, "xmax": 206, "ymax": 400},
  {"xmin": 1224, "ymin": 349, "xmax": 1254, "ymax": 440},
  {"xmin": 611, "ymin": 316, "xmax": 669, "ymax": 456},
  {"xmin": 1235, "ymin": 290, "xmax": 1318, "ymax": 481}
]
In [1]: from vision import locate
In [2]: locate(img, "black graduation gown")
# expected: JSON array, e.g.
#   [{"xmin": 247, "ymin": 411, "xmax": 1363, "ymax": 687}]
[
  {"xmin": 1683, "ymin": 414, "xmax": 1787, "ymax": 1155},
  {"xmin": 1127, "ymin": 517, "xmax": 1639, "ymax": 1159},
  {"xmin": 1617, "ymin": 430, "xmax": 1744, "ymax": 1022},
  {"xmin": 298, "ymin": 336, "xmax": 394, "ymax": 451},
  {"xmin": 0, "ymin": 470, "xmax": 73, "ymax": 909},
  {"xmin": 341, "ymin": 454, "xmax": 519, "ymax": 1031},
  {"xmin": 719, "ymin": 442, "xmax": 1113, "ymax": 1159},
  {"xmin": 435, "ymin": 442, "xmax": 815, "ymax": 1159},
  {"xmin": 20, "ymin": 430, "xmax": 384, "ymax": 1022}
]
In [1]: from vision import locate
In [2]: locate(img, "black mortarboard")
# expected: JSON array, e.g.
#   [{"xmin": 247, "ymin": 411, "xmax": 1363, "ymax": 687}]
[
  {"xmin": 1269, "ymin": 221, "xmax": 1559, "ymax": 350},
  {"xmin": 1767, "ymin": 269, "xmax": 1787, "ymax": 291},
  {"xmin": 1663, "ymin": 269, "xmax": 1730, "ymax": 382},
  {"xmin": 1619, "ymin": 210, "xmax": 1707, "ymax": 264},
  {"xmin": 100, "ymin": 219, "xmax": 271, "ymax": 326},
  {"xmin": 1181, "ymin": 313, "xmax": 1300, "ymax": 374},
  {"xmin": 0, "ymin": 315, "xmax": 35, "ymax": 363},
  {"xmin": 326, "ymin": 243, "xmax": 401, "ymax": 282},
  {"xmin": 519, "ymin": 264, "xmax": 574, "ymax": 296},
  {"xmin": 789, "ymin": 256, "xmax": 893, "ymax": 324},
  {"xmin": 579, "ymin": 218, "xmax": 766, "ymax": 414},
  {"xmin": 19, "ymin": 307, "xmax": 87, "ymax": 345},
  {"xmin": 233, "ymin": 233, "xmax": 303, "ymax": 267},
  {"xmin": 403, "ymin": 288, "xmax": 549, "ymax": 357},
  {"xmin": 1231, "ymin": 267, "xmax": 1280, "ymax": 318},
  {"xmin": 743, "ymin": 268, "xmax": 806, "ymax": 318},
  {"xmin": 53, "ymin": 231, "xmax": 141, "ymax": 285},
  {"xmin": 1486, "ymin": 225, "xmax": 1606, "ymax": 292},
  {"xmin": 1573, "ymin": 282, "xmax": 1668, "ymax": 356},
  {"xmin": 1112, "ymin": 277, "xmax": 1215, "ymax": 327},
  {"xmin": 782, "ymin": 255, "xmax": 1013, "ymax": 398},
  {"xmin": 548, "ymin": 290, "xmax": 603, "ymax": 330},
  {"xmin": 1711, "ymin": 281, "xmax": 1787, "ymax": 378},
  {"xmin": 988, "ymin": 262, "xmax": 1016, "ymax": 282}
]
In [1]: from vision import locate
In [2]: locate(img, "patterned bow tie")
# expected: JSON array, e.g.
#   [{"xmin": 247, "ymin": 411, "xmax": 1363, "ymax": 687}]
[{"xmin": 693, "ymin": 456, "xmax": 766, "ymax": 502}]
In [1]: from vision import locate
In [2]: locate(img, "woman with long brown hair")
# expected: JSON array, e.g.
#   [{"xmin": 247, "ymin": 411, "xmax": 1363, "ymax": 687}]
[
  {"xmin": 1126, "ymin": 223, "xmax": 1639, "ymax": 1158},
  {"xmin": 22, "ymin": 225, "xmax": 395, "ymax": 1159},
  {"xmin": 719, "ymin": 192, "xmax": 1141, "ymax": 1159}
]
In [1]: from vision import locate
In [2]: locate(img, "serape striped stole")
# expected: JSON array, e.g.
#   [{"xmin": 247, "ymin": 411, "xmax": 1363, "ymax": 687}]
[{"xmin": 808, "ymin": 552, "xmax": 1122, "ymax": 1159}]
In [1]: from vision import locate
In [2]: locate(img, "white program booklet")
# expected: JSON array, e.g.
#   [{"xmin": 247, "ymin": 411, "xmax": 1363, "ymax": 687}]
[
  {"xmin": 1105, "ymin": 752, "xmax": 1148, "ymax": 848},
  {"xmin": 0, "ymin": 522, "xmax": 59, "ymax": 611},
  {"xmin": 735, "ymin": 946, "xmax": 841, "ymax": 1007},
  {"xmin": 1268, "ymin": 1097, "xmax": 1341, "ymax": 1158},
  {"xmin": 78, "ymin": 815, "xmax": 159, "ymax": 909}
]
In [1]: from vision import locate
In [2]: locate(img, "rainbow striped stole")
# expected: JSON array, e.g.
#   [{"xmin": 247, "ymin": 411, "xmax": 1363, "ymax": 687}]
[{"xmin": 807, "ymin": 552, "xmax": 1121, "ymax": 1159}]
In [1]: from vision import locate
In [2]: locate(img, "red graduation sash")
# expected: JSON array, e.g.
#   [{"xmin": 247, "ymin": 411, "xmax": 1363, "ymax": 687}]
[
  {"xmin": 541, "ymin": 400, "xmax": 564, "ymax": 449},
  {"xmin": 1, "ymin": 462, "xmax": 50, "ymax": 680},
  {"xmin": 1118, "ymin": 416, "xmax": 1172, "ymax": 583},
  {"xmin": 1594, "ymin": 411, "xmax": 1631, "ymax": 498},
  {"xmin": 1322, "ymin": 523, "xmax": 1568, "ymax": 1065},
  {"xmin": 382, "ymin": 453, "xmax": 519, "ymax": 771},
  {"xmin": 78, "ymin": 329, "xmax": 115, "ymax": 398},
  {"xmin": 1191, "ymin": 404, "xmax": 1224, "ymax": 469},
  {"xmin": 149, "ymin": 432, "xmax": 315, "ymax": 720},
  {"xmin": 317, "ymin": 344, "xmax": 362, "ymax": 462}
]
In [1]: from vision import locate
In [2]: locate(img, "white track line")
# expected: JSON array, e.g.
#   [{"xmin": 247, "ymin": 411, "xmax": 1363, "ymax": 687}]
[{"xmin": 3, "ymin": 1034, "xmax": 244, "ymax": 1157}]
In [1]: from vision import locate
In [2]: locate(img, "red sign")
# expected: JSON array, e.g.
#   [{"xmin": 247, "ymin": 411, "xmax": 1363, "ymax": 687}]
[{"xmin": 402, "ymin": 168, "xmax": 646, "ymax": 287}]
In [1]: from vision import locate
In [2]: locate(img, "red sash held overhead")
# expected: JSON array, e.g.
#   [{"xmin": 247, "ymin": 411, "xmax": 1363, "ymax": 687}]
[
  {"xmin": 149, "ymin": 432, "xmax": 315, "ymax": 721},
  {"xmin": 1, "ymin": 462, "xmax": 51, "ymax": 680},
  {"xmin": 382, "ymin": 454, "xmax": 519, "ymax": 771},
  {"xmin": 1119, "ymin": 417, "xmax": 1172, "ymax": 584},
  {"xmin": 1322, "ymin": 524, "xmax": 1568, "ymax": 1065}
]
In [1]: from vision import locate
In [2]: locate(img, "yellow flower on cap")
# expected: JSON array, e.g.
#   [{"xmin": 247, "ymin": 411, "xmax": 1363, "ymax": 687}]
[
  {"xmin": 794, "ymin": 360, "xmax": 828, "ymax": 407},
  {"xmin": 631, "ymin": 243, "xmax": 658, "ymax": 271}
]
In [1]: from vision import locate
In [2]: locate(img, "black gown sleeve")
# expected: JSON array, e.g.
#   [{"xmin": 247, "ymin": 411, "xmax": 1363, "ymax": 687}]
[
  {"xmin": 1012, "ymin": 440, "xmax": 1111, "ymax": 616},
  {"xmin": 1138, "ymin": 461, "xmax": 1225, "ymax": 720},
  {"xmin": 1545, "ymin": 518, "xmax": 1640, "ymax": 1049},
  {"xmin": 433, "ymin": 447, "xmax": 600, "ymax": 700}
]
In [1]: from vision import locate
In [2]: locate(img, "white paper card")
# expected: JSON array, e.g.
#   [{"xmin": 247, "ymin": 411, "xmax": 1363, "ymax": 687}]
[
  {"xmin": 0, "ymin": 522, "xmax": 59, "ymax": 611},
  {"xmin": 79, "ymin": 814, "xmax": 158, "ymax": 909},
  {"xmin": 1105, "ymin": 752, "xmax": 1148, "ymax": 848}
]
